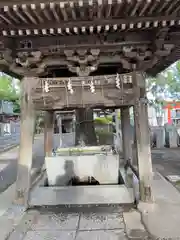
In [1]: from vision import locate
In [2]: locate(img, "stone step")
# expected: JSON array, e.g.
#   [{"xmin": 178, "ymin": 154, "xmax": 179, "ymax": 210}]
[{"xmin": 29, "ymin": 185, "xmax": 134, "ymax": 207}]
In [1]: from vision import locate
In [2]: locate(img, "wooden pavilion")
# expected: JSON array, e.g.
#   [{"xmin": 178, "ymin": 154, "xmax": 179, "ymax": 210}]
[{"xmin": 0, "ymin": 0, "xmax": 180, "ymax": 204}]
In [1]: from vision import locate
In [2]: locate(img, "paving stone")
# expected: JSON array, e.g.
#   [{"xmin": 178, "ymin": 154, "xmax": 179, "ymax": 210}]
[
  {"xmin": 24, "ymin": 230, "xmax": 76, "ymax": 240},
  {"xmin": 31, "ymin": 212, "xmax": 80, "ymax": 231},
  {"xmin": 123, "ymin": 211, "xmax": 148, "ymax": 239},
  {"xmin": 79, "ymin": 212, "xmax": 124, "ymax": 230},
  {"xmin": 76, "ymin": 229, "xmax": 127, "ymax": 240},
  {"xmin": 6, "ymin": 206, "xmax": 131, "ymax": 239},
  {"xmin": 7, "ymin": 210, "xmax": 40, "ymax": 240},
  {"xmin": 3, "ymin": 205, "xmax": 26, "ymax": 221}
]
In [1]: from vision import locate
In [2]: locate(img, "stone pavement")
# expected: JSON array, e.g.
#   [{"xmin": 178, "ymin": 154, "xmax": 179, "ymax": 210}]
[
  {"xmin": 0, "ymin": 166, "xmax": 42, "ymax": 218},
  {"xmin": 138, "ymin": 171, "xmax": 180, "ymax": 239},
  {"xmin": 2, "ymin": 143, "xmax": 180, "ymax": 239},
  {"xmin": 4, "ymin": 206, "xmax": 150, "ymax": 240}
]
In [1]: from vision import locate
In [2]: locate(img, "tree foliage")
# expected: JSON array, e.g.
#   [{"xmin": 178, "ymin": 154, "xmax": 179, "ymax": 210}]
[
  {"xmin": 0, "ymin": 75, "xmax": 20, "ymax": 101},
  {"xmin": 0, "ymin": 74, "xmax": 20, "ymax": 113},
  {"xmin": 147, "ymin": 60, "xmax": 180, "ymax": 108}
]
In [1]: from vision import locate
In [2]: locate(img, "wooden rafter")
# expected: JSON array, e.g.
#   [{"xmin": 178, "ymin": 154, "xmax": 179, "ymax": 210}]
[
  {"xmin": 50, "ymin": 3, "xmax": 60, "ymax": 22},
  {"xmin": 139, "ymin": 0, "xmax": 151, "ymax": 16},
  {"xmin": 106, "ymin": 0, "xmax": 112, "ymax": 18},
  {"xmin": 59, "ymin": 2, "xmax": 68, "ymax": 21},
  {"xmin": 78, "ymin": 0, "xmax": 85, "ymax": 19},
  {"xmin": 69, "ymin": 2, "xmax": 77, "ymax": 20},
  {"xmin": 40, "ymin": 3, "xmax": 51, "ymax": 21},
  {"xmin": 0, "ymin": 0, "xmax": 179, "ymax": 28},
  {"xmin": 130, "ymin": 0, "xmax": 142, "ymax": 17},
  {"xmin": 22, "ymin": 4, "xmax": 37, "ymax": 24},
  {"xmin": 30, "ymin": 4, "xmax": 44, "ymax": 23},
  {"xmin": 165, "ymin": 0, "xmax": 179, "ymax": 15},
  {"xmin": 148, "ymin": 0, "xmax": 159, "ymax": 15},
  {"xmin": 114, "ymin": 0, "xmax": 123, "ymax": 17},
  {"xmin": 157, "ymin": 0, "xmax": 170, "ymax": 14},
  {"xmin": 97, "ymin": 0, "xmax": 103, "ymax": 19},
  {"xmin": 3, "ymin": 6, "xmax": 20, "ymax": 24},
  {"xmin": 0, "ymin": 14, "xmax": 12, "ymax": 24},
  {"xmin": 13, "ymin": 5, "xmax": 29, "ymax": 24}
]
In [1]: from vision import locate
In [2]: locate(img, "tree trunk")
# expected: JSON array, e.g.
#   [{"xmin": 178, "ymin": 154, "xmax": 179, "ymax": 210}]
[{"xmin": 75, "ymin": 108, "xmax": 97, "ymax": 146}]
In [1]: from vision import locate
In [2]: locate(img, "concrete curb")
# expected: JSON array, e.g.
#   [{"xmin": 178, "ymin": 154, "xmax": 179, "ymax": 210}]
[
  {"xmin": 138, "ymin": 172, "xmax": 180, "ymax": 239},
  {"xmin": 0, "ymin": 134, "xmax": 43, "ymax": 156},
  {"xmin": 137, "ymin": 202, "xmax": 159, "ymax": 240},
  {"xmin": 30, "ymin": 166, "xmax": 46, "ymax": 191},
  {"xmin": 123, "ymin": 210, "xmax": 149, "ymax": 240},
  {"xmin": 0, "ymin": 144, "xmax": 19, "ymax": 155},
  {"xmin": 0, "ymin": 166, "xmax": 44, "ymax": 240}
]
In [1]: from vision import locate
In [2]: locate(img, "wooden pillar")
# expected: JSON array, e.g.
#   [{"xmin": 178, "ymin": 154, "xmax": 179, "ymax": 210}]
[
  {"xmin": 44, "ymin": 111, "xmax": 55, "ymax": 157},
  {"xmin": 121, "ymin": 107, "xmax": 132, "ymax": 162},
  {"xmin": 15, "ymin": 78, "xmax": 35, "ymax": 205},
  {"xmin": 133, "ymin": 71, "xmax": 153, "ymax": 202}
]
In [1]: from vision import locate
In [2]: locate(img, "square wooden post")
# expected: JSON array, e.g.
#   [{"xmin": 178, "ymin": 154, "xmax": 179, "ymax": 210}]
[
  {"xmin": 133, "ymin": 71, "xmax": 153, "ymax": 202},
  {"xmin": 44, "ymin": 111, "xmax": 55, "ymax": 157},
  {"xmin": 15, "ymin": 78, "xmax": 35, "ymax": 205},
  {"xmin": 121, "ymin": 107, "xmax": 132, "ymax": 163}
]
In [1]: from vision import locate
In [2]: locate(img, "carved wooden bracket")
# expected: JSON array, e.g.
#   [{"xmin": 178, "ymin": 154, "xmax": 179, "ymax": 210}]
[
  {"xmin": 15, "ymin": 51, "xmax": 43, "ymax": 68},
  {"xmin": 120, "ymin": 42, "xmax": 174, "ymax": 71},
  {"xmin": 64, "ymin": 49, "xmax": 100, "ymax": 76},
  {"xmin": 0, "ymin": 49, "xmax": 13, "ymax": 66}
]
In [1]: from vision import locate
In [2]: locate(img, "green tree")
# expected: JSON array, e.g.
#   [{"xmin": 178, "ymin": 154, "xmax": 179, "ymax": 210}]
[
  {"xmin": 0, "ymin": 74, "xmax": 20, "ymax": 113},
  {"xmin": 146, "ymin": 61, "xmax": 180, "ymax": 125},
  {"xmin": 0, "ymin": 75, "xmax": 19, "ymax": 101},
  {"xmin": 147, "ymin": 61, "xmax": 180, "ymax": 111},
  {"xmin": 147, "ymin": 61, "xmax": 180, "ymax": 102}
]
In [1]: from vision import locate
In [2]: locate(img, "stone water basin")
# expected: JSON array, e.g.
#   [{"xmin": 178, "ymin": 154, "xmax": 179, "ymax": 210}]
[{"xmin": 45, "ymin": 146, "xmax": 119, "ymax": 186}]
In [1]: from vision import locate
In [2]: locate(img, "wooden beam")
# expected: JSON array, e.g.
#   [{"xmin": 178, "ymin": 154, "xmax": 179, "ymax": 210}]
[
  {"xmin": 31, "ymin": 74, "xmax": 133, "ymax": 87},
  {"xmin": 0, "ymin": 0, "xmax": 97, "ymax": 7}
]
